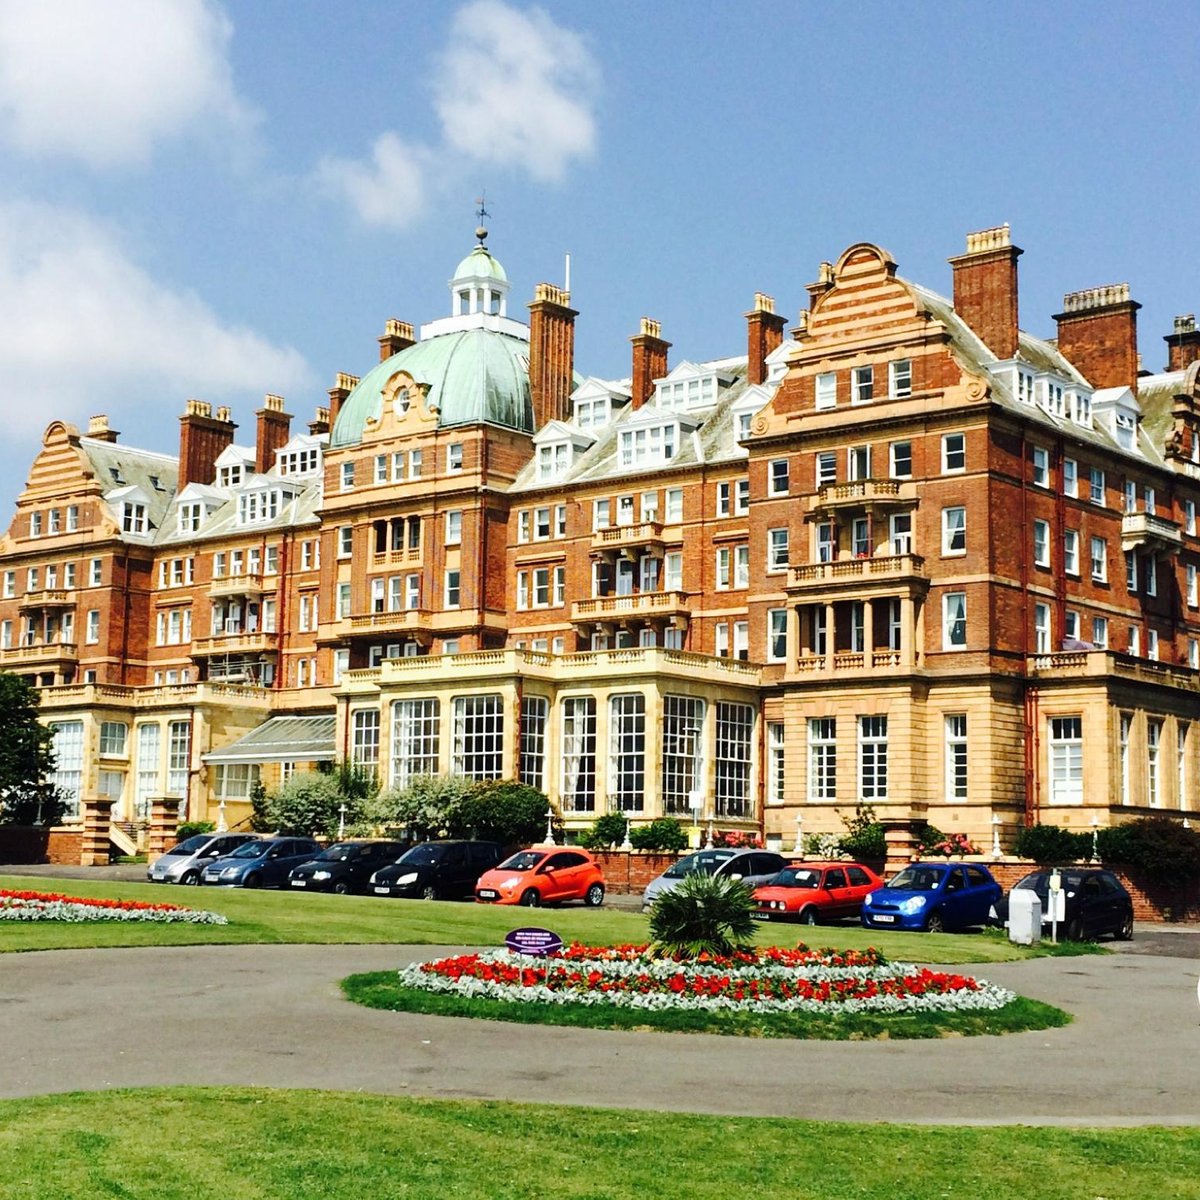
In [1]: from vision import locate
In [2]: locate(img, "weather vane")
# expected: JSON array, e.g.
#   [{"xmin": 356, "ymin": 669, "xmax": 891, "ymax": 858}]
[{"xmin": 475, "ymin": 192, "xmax": 489, "ymax": 244}]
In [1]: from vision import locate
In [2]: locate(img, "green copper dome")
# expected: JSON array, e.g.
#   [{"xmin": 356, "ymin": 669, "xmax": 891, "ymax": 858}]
[
  {"xmin": 330, "ymin": 328, "xmax": 533, "ymax": 446},
  {"xmin": 453, "ymin": 244, "xmax": 508, "ymax": 283}
]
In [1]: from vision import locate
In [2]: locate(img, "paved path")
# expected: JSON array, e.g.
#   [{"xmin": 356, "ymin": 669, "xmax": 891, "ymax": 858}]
[{"xmin": 1, "ymin": 941, "xmax": 1198, "ymax": 1125}]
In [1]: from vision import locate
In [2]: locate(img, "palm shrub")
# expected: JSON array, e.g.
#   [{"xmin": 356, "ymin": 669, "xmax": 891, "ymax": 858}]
[{"xmin": 647, "ymin": 872, "xmax": 757, "ymax": 959}]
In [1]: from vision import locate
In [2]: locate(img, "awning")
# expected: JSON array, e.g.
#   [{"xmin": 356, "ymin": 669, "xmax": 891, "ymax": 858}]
[{"xmin": 202, "ymin": 714, "xmax": 336, "ymax": 765}]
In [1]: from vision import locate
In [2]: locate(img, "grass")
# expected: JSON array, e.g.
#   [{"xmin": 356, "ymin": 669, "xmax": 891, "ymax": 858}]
[
  {"xmin": 341, "ymin": 973, "xmax": 1070, "ymax": 1039},
  {"xmin": 0, "ymin": 1088, "xmax": 1196, "ymax": 1199},
  {"xmin": 0, "ymin": 873, "xmax": 1104, "ymax": 962}
]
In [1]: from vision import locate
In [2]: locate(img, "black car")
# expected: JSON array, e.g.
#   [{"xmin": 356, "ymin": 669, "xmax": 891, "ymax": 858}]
[
  {"xmin": 288, "ymin": 840, "xmax": 409, "ymax": 894},
  {"xmin": 370, "ymin": 840, "xmax": 506, "ymax": 900},
  {"xmin": 995, "ymin": 868, "xmax": 1134, "ymax": 941}
]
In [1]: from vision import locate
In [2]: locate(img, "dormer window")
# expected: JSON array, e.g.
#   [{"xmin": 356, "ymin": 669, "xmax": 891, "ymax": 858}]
[
  {"xmin": 237, "ymin": 489, "xmax": 283, "ymax": 525},
  {"xmin": 277, "ymin": 447, "xmax": 320, "ymax": 476},
  {"xmin": 178, "ymin": 502, "xmax": 203, "ymax": 534},
  {"xmin": 122, "ymin": 502, "xmax": 147, "ymax": 534},
  {"xmin": 575, "ymin": 398, "xmax": 609, "ymax": 429},
  {"xmin": 619, "ymin": 422, "xmax": 677, "ymax": 469},
  {"xmin": 537, "ymin": 443, "xmax": 571, "ymax": 481},
  {"xmin": 1070, "ymin": 390, "xmax": 1092, "ymax": 426},
  {"xmin": 1114, "ymin": 411, "xmax": 1136, "ymax": 450},
  {"xmin": 1042, "ymin": 380, "xmax": 1064, "ymax": 417},
  {"xmin": 1016, "ymin": 371, "xmax": 1035, "ymax": 405},
  {"xmin": 656, "ymin": 375, "xmax": 717, "ymax": 409},
  {"xmin": 109, "ymin": 467, "xmax": 124, "ymax": 484},
  {"xmin": 218, "ymin": 464, "xmax": 242, "ymax": 488}
]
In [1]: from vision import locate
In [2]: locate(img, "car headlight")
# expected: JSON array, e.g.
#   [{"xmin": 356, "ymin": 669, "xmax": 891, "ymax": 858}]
[
  {"xmin": 899, "ymin": 896, "xmax": 927, "ymax": 915},
  {"xmin": 862, "ymin": 892, "xmax": 876, "ymax": 908},
  {"xmin": 396, "ymin": 872, "xmax": 419, "ymax": 885},
  {"xmin": 312, "ymin": 870, "xmax": 331, "ymax": 881},
  {"xmin": 221, "ymin": 867, "xmax": 240, "ymax": 877},
  {"xmin": 501, "ymin": 877, "xmax": 520, "ymax": 890}
]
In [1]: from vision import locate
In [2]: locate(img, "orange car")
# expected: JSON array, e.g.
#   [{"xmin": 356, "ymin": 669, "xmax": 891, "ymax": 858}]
[{"xmin": 475, "ymin": 846, "xmax": 606, "ymax": 907}]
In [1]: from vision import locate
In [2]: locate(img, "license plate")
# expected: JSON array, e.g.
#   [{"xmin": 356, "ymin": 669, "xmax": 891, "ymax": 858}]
[
  {"xmin": 872, "ymin": 914, "xmax": 895, "ymax": 923},
  {"xmin": 478, "ymin": 889, "xmax": 497, "ymax": 900},
  {"xmin": 752, "ymin": 913, "xmax": 770, "ymax": 921},
  {"xmin": 290, "ymin": 880, "xmax": 306, "ymax": 887},
  {"xmin": 373, "ymin": 886, "xmax": 390, "ymax": 895}
]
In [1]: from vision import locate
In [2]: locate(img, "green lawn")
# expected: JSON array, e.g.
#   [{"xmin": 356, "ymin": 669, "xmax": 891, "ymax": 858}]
[
  {"xmin": 342, "ymin": 973, "xmax": 1070, "ymax": 1039},
  {"xmin": 0, "ymin": 873, "xmax": 1096, "ymax": 963},
  {"xmin": 0, "ymin": 1088, "xmax": 1194, "ymax": 1200}
]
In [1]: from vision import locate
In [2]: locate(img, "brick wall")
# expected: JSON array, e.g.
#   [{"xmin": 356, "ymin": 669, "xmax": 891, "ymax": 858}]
[
  {"xmin": 592, "ymin": 850, "xmax": 681, "ymax": 895},
  {"xmin": 0, "ymin": 826, "xmax": 83, "ymax": 865}
]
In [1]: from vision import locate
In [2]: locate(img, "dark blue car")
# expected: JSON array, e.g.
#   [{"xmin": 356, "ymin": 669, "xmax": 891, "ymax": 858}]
[
  {"xmin": 860, "ymin": 861, "xmax": 1001, "ymax": 932},
  {"xmin": 201, "ymin": 837, "xmax": 321, "ymax": 888}
]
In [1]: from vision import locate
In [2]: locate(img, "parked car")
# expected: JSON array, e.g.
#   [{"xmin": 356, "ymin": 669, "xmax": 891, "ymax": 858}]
[
  {"xmin": 201, "ymin": 837, "xmax": 321, "ymax": 888},
  {"xmin": 752, "ymin": 861, "xmax": 885, "ymax": 925},
  {"xmin": 994, "ymin": 868, "xmax": 1134, "ymax": 941},
  {"xmin": 860, "ymin": 861, "xmax": 1002, "ymax": 932},
  {"xmin": 288, "ymin": 840, "xmax": 409, "ymax": 894},
  {"xmin": 147, "ymin": 832, "xmax": 259, "ymax": 885},
  {"xmin": 370, "ymin": 840, "xmax": 506, "ymax": 900},
  {"xmin": 475, "ymin": 846, "xmax": 605, "ymax": 907},
  {"xmin": 642, "ymin": 849, "xmax": 788, "ymax": 909}
]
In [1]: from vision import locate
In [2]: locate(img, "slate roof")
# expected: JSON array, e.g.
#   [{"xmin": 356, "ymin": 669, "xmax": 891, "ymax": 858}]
[{"xmin": 201, "ymin": 714, "xmax": 336, "ymax": 764}]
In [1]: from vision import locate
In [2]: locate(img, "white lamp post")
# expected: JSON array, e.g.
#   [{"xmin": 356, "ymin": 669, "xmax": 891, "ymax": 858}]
[
  {"xmin": 792, "ymin": 812, "xmax": 804, "ymax": 857},
  {"xmin": 991, "ymin": 814, "xmax": 1002, "ymax": 858},
  {"xmin": 704, "ymin": 820, "xmax": 714, "ymax": 849},
  {"xmin": 216, "ymin": 799, "xmax": 227, "ymax": 833},
  {"xmin": 544, "ymin": 804, "xmax": 557, "ymax": 845},
  {"xmin": 338, "ymin": 803, "xmax": 347, "ymax": 839},
  {"xmin": 1091, "ymin": 814, "xmax": 1100, "ymax": 862},
  {"xmin": 621, "ymin": 816, "xmax": 633, "ymax": 851}
]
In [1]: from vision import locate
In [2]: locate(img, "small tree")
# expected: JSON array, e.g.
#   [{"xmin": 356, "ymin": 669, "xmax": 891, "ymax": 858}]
[
  {"xmin": 264, "ymin": 771, "xmax": 354, "ymax": 838},
  {"xmin": 648, "ymin": 873, "xmax": 757, "ymax": 959},
  {"xmin": 838, "ymin": 803, "xmax": 886, "ymax": 862},
  {"xmin": 369, "ymin": 774, "xmax": 478, "ymax": 841},
  {"xmin": 628, "ymin": 818, "xmax": 688, "ymax": 852},
  {"xmin": 579, "ymin": 812, "xmax": 629, "ymax": 849},
  {"xmin": 0, "ymin": 673, "xmax": 65, "ymax": 826},
  {"xmin": 450, "ymin": 780, "xmax": 552, "ymax": 847},
  {"xmin": 1099, "ymin": 816, "xmax": 1200, "ymax": 886}
]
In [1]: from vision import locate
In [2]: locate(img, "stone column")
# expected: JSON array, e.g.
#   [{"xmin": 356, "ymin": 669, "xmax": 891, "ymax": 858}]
[
  {"xmin": 146, "ymin": 796, "xmax": 179, "ymax": 864},
  {"xmin": 79, "ymin": 797, "xmax": 115, "ymax": 866},
  {"xmin": 823, "ymin": 602, "xmax": 836, "ymax": 670}
]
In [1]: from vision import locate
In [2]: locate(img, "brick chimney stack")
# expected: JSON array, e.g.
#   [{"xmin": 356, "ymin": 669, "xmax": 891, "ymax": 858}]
[
  {"xmin": 630, "ymin": 318, "xmax": 670, "ymax": 410},
  {"xmin": 745, "ymin": 293, "xmax": 787, "ymax": 386},
  {"xmin": 948, "ymin": 224, "xmax": 1022, "ymax": 360},
  {"xmin": 86, "ymin": 414, "xmax": 119, "ymax": 443},
  {"xmin": 327, "ymin": 372, "xmax": 360, "ymax": 430},
  {"xmin": 378, "ymin": 319, "xmax": 415, "ymax": 362},
  {"xmin": 178, "ymin": 400, "xmax": 236, "ymax": 489},
  {"xmin": 1054, "ymin": 283, "xmax": 1141, "ymax": 391},
  {"xmin": 308, "ymin": 406, "xmax": 331, "ymax": 437},
  {"xmin": 1165, "ymin": 314, "xmax": 1200, "ymax": 373},
  {"xmin": 805, "ymin": 261, "xmax": 835, "ymax": 310},
  {"xmin": 255, "ymin": 394, "xmax": 292, "ymax": 474},
  {"xmin": 528, "ymin": 282, "xmax": 578, "ymax": 430}
]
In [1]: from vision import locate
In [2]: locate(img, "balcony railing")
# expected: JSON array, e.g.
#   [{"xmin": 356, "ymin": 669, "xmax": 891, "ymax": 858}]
[
  {"xmin": 208, "ymin": 573, "xmax": 271, "ymax": 597},
  {"xmin": 1120, "ymin": 511, "xmax": 1182, "ymax": 555},
  {"xmin": 349, "ymin": 609, "xmax": 431, "ymax": 634},
  {"xmin": 191, "ymin": 631, "xmax": 279, "ymax": 657},
  {"xmin": 1029, "ymin": 649, "xmax": 1200, "ymax": 692},
  {"xmin": 589, "ymin": 521, "xmax": 666, "ymax": 556},
  {"xmin": 788, "ymin": 553, "xmax": 927, "ymax": 591},
  {"xmin": 571, "ymin": 590, "xmax": 691, "ymax": 624},
  {"xmin": 810, "ymin": 479, "xmax": 905, "ymax": 511},
  {"xmin": 17, "ymin": 589, "xmax": 74, "ymax": 610},
  {"xmin": 0, "ymin": 639, "xmax": 78, "ymax": 666}
]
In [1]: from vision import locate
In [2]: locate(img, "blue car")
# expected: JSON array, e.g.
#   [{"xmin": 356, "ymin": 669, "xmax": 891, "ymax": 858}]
[
  {"xmin": 201, "ymin": 837, "xmax": 321, "ymax": 888},
  {"xmin": 860, "ymin": 861, "xmax": 1002, "ymax": 932}
]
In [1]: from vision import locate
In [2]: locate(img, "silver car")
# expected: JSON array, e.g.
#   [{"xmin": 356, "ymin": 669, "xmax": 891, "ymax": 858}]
[
  {"xmin": 642, "ymin": 849, "xmax": 789, "ymax": 910},
  {"xmin": 147, "ymin": 832, "xmax": 259, "ymax": 885}
]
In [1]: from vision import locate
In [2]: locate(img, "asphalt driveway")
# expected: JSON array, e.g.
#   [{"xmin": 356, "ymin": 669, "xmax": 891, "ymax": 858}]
[{"xmin": 0, "ymin": 940, "xmax": 1198, "ymax": 1125}]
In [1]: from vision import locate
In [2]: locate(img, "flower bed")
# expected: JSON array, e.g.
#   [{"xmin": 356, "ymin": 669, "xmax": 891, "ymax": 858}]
[
  {"xmin": 0, "ymin": 888, "xmax": 228, "ymax": 925},
  {"xmin": 399, "ymin": 942, "xmax": 1014, "ymax": 1015}
]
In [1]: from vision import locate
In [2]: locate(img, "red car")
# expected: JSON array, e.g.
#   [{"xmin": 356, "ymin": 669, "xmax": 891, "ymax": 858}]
[
  {"xmin": 475, "ymin": 846, "xmax": 606, "ymax": 907},
  {"xmin": 752, "ymin": 861, "xmax": 884, "ymax": 925}
]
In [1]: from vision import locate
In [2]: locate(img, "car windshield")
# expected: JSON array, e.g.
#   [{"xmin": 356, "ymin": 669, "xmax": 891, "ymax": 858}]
[
  {"xmin": 163, "ymin": 835, "xmax": 211, "ymax": 857},
  {"xmin": 317, "ymin": 843, "xmax": 361, "ymax": 862},
  {"xmin": 1017, "ymin": 871, "xmax": 1084, "ymax": 894},
  {"xmin": 228, "ymin": 841, "xmax": 267, "ymax": 859},
  {"xmin": 399, "ymin": 844, "xmax": 445, "ymax": 866},
  {"xmin": 663, "ymin": 851, "xmax": 734, "ymax": 879},
  {"xmin": 887, "ymin": 866, "xmax": 943, "ymax": 892},
  {"xmin": 499, "ymin": 851, "xmax": 544, "ymax": 872},
  {"xmin": 768, "ymin": 868, "xmax": 822, "ymax": 889}
]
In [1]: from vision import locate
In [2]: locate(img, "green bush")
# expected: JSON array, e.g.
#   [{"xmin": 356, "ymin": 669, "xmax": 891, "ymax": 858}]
[
  {"xmin": 366, "ymin": 774, "xmax": 477, "ymax": 840},
  {"xmin": 449, "ymin": 780, "xmax": 554, "ymax": 847},
  {"xmin": 1099, "ymin": 816, "xmax": 1200, "ymax": 886},
  {"xmin": 628, "ymin": 818, "xmax": 688, "ymax": 852},
  {"xmin": 263, "ymin": 771, "xmax": 358, "ymax": 838},
  {"xmin": 1013, "ymin": 823, "xmax": 1092, "ymax": 865},
  {"xmin": 579, "ymin": 812, "xmax": 630, "ymax": 850},
  {"xmin": 176, "ymin": 821, "xmax": 215, "ymax": 840},
  {"xmin": 839, "ymin": 803, "xmax": 886, "ymax": 862},
  {"xmin": 648, "ymin": 872, "xmax": 757, "ymax": 959}
]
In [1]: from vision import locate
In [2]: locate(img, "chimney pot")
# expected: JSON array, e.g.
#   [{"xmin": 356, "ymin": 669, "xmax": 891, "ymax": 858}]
[
  {"xmin": 86, "ymin": 414, "xmax": 119, "ymax": 442},
  {"xmin": 1054, "ymin": 283, "xmax": 1141, "ymax": 390},
  {"xmin": 178, "ymin": 399, "xmax": 236, "ymax": 489},
  {"xmin": 630, "ymin": 318, "xmax": 670, "ymax": 410},
  {"xmin": 948, "ymin": 224, "xmax": 1023, "ymax": 360},
  {"xmin": 327, "ymin": 373, "xmax": 360, "ymax": 428},
  {"xmin": 378, "ymin": 319, "xmax": 416, "ymax": 362},
  {"xmin": 745, "ymin": 293, "xmax": 787, "ymax": 387},
  {"xmin": 1165, "ymin": 313, "xmax": 1200, "ymax": 372},
  {"xmin": 528, "ymin": 282, "xmax": 578, "ymax": 429}
]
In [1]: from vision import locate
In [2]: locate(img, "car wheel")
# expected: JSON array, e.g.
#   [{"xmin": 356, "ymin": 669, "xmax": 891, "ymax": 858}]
[
  {"xmin": 421, "ymin": 884, "xmax": 438, "ymax": 901},
  {"xmin": 181, "ymin": 870, "xmax": 200, "ymax": 886},
  {"xmin": 519, "ymin": 888, "xmax": 541, "ymax": 908},
  {"xmin": 333, "ymin": 881, "xmax": 350, "ymax": 896},
  {"xmin": 1116, "ymin": 913, "xmax": 1134, "ymax": 941},
  {"xmin": 584, "ymin": 883, "xmax": 605, "ymax": 908},
  {"xmin": 799, "ymin": 906, "xmax": 819, "ymax": 926},
  {"xmin": 1067, "ymin": 917, "xmax": 1085, "ymax": 941},
  {"xmin": 926, "ymin": 911, "xmax": 946, "ymax": 933},
  {"xmin": 244, "ymin": 873, "xmax": 261, "ymax": 889}
]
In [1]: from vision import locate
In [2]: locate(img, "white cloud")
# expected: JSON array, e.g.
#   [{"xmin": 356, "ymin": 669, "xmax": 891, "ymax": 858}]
[
  {"xmin": 0, "ymin": 202, "xmax": 311, "ymax": 440},
  {"xmin": 0, "ymin": 0, "xmax": 251, "ymax": 168},
  {"xmin": 436, "ymin": 0, "xmax": 598, "ymax": 182},
  {"xmin": 316, "ymin": 133, "xmax": 431, "ymax": 233},
  {"xmin": 323, "ymin": 0, "xmax": 599, "ymax": 229}
]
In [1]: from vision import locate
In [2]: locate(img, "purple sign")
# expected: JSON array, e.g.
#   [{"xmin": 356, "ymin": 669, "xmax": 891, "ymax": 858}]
[{"xmin": 505, "ymin": 926, "xmax": 564, "ymax": 957}]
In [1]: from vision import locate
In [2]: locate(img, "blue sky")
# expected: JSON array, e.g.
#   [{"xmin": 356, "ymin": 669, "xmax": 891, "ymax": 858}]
[{"xmin": 0, "ymin": 0, "xmax": 1196, "ymax": 495}]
